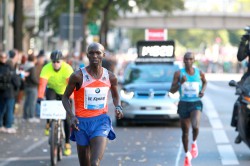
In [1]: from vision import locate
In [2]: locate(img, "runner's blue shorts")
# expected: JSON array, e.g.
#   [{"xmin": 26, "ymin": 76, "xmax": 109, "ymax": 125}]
[
  {"xmin": 70, "ymin": 114, "xmax": 116, "ymax": 146},
  {"xmin": 177, "ymin": 100, "xmax": 203, "ymax": 119}
]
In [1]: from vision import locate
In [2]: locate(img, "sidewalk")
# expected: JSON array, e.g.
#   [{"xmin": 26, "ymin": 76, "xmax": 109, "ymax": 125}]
[
  {"xmin": 205, "ymin": 73, "xmax": 242, "ymax": 81},
  {"xmin": 0, "ymin": 102, "xmax": 47, "ymax": 159}
]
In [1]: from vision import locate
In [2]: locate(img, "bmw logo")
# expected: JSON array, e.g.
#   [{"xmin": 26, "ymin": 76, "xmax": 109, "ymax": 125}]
[{"xmin": 95, "ymin": 88, "xmax": 100, "ymax": 93}]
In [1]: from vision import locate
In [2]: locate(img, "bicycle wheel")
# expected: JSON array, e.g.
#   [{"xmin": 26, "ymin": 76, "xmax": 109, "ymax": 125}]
[
  {"xmin": 50, "ymin": 120, "xmax": 58, "ymax": 166},
  {"xmin": 57, "ymin": 121, "xmax": 64, "ymax": 161}
]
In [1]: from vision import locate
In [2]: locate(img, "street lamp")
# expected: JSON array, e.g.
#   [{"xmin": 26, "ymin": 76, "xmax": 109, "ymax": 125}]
[{"xmin": 69, "ymin": 0, "xmax": 74, "ymax": 55}]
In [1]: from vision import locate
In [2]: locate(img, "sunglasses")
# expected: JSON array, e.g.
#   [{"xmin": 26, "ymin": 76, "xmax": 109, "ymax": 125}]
[{"xmin": 52, "ymin": 60, "xmax": 61, "ymax": 63}]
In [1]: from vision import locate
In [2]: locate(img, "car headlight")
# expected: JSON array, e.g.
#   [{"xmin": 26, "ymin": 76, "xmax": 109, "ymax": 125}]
[{"xmin": 120, "ymin": 89, "xmax": 134, "ymax": 99}]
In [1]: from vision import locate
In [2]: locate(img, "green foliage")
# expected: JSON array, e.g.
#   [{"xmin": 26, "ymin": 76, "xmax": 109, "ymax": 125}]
[
  {"xmin": 167, "ymin": 29, "xmax": 244, "ymax": 49},
  {"xmin": 236, "ymin": 0, "xmax": 250, "ymax": 12},
  {"xmin": 228, "ymin": 29, "xmax": 245, "ymax": 46},
  {"xmin": 137, "ymin": 0, "xmax": 184, "ymax": 12},
  {"xmin": 127, "ymin": 29, "xmax": 145, "ymax": 46},
  {"xmin": 40, "ymin": 0, "xmax": 184, "ymax": 37},
  {"xmin": 39, "ymin": 0, "xmax": 83, "ymax": 35}
]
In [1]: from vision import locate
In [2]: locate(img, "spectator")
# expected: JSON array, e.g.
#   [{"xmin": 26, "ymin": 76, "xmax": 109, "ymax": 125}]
[
  {"xmin": 35, "ymin": 50, "xmax": 46, "ymax": 117},
  {"xmin": 0, "ymin": 52, "xmax": 21, "ymax": 133},
  {"xmin": 23, "ymin": 54, "xmax": 39, "ymax": 123},
  {"xmin": 35, "ymin": 50, "xmax": 46, "ymax": 79}
]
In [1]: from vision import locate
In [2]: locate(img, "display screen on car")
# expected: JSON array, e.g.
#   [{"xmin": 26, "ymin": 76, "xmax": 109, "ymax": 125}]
[{"xmin": 136, "ymin": 40, "xmax": 175, "ymax": 63}]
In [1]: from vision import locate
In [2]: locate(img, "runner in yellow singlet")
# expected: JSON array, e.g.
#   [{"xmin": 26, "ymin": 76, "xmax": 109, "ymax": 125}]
[{"xmin": 38, "ymin": 50, "xmax": 74, "ymax": 156}]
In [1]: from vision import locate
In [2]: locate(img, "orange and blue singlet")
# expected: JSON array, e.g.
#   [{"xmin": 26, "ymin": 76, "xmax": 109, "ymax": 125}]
[
  {"xmin": 70, "ymin": 67, "xmax": 116, "ymax": 145},
  {"xmin": 74, "ymin": 67, "xmax": 111, "ymax": 118}
]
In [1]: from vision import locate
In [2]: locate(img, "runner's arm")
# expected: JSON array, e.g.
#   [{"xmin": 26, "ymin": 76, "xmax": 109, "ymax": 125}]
[
  {"xmin": 199, "ymin": 70, "xmax": 207, "ymax": 97},
  {"xmin": 170, "ymin": 71, "xmax": 180, "ymax": 94},
  {"xmin": 109, "ymin": 71, "xmax": 123, "ymax": 119},
  {"xmin": 109, "ymin": 72, "xmax": 120, "ymax": 107},
  {"xmin": 62, "ymin": 72, "xmax": 77, "ymax": 118},
  {"xmin": 66, "ymin": 77, "xmax": 74, "ymax": 99}
]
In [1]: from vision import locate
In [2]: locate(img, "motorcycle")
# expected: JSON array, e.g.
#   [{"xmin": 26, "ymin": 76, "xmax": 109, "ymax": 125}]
[{"xmin": 229, "ymin": 78, "xmax": 250, "ymax": 148}]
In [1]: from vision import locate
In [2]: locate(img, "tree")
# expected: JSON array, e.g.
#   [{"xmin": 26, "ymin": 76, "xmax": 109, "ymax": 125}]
[
  {"xmin": 13, "ymin": 0, "xmax": 23, "ymax": 51},
  {"xmin": 95, "ymin": 0, "xmax": 185, "ymax": 48},
  {"xmin": 40, "ymin": 0, "xmax": 95, "ymax": 52},
  {"xmin": 40, "ymin": 0, "xmax": 184, "ymax": 51}
]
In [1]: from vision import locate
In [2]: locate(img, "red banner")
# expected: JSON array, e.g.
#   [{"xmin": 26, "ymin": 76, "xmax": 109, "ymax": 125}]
[{"xmin": 145, "ymin": 29, "xmax": 167, "ymax": 41}]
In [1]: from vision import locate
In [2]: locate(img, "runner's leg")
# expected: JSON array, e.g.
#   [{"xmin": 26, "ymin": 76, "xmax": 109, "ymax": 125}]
[
  {"xmin": 77, "ymin": 144, "xmax": 90, "ymax": 166},
  {"xmin": 90, "ymin": 136, "xmax": 107, "ymax": 166},
  {"xmin": 190, "ymin": 110, "xmax": 201, "ymax": 141},
  {"xmin": 180, "ymin": 118, "xmax": 191, "ymax": 152}
]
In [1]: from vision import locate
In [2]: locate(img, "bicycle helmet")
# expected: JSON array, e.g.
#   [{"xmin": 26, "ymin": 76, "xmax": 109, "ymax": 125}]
[{"xmin": 50, "ymin": 50, "xmax": 62, "ymax": 61}]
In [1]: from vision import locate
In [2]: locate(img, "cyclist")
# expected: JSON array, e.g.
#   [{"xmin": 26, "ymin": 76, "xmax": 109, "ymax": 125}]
[
  {"xmin": 38, "ymin": 50, "xmax": 74, "ymax": 156},
  {"xmin": 62, "ymin": 42, "xmax": 123, "ymax": 166}
]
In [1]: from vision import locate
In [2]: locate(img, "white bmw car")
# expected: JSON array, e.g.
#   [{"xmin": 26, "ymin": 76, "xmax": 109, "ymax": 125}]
[{"xmin": 117, "ymin": 62, "xmax": 180, "ymax": 126}]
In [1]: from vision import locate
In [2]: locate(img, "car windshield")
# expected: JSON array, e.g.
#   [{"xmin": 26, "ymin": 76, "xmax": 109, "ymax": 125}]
[{"xmin": 124, "ymin": 64, "xmax": 178, "ymax": 84}]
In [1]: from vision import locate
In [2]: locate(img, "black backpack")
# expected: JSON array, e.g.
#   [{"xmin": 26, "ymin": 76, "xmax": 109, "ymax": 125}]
[{"xmin": 0, "ymin": 65, "xmax": 12, "ymax": 90}]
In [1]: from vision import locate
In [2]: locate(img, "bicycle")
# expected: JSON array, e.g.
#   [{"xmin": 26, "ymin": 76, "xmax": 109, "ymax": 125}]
[
  {"xmin": 49, "ymin": 118, "xmax": 65, "ymax": 166},
  {"xmin": 40, "ymin": 100, "xmax": 66, "ymax": 166}
]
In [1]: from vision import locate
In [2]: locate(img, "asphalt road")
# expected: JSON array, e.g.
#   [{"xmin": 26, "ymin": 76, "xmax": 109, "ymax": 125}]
[{"xmin": 0, "ymin": 73, "xmax": 249, "ymax": 166}]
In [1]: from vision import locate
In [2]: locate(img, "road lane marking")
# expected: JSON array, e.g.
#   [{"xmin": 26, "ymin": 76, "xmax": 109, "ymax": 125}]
[
  {"xmin": 23, "ymin": 137, "xmax": 47, "ymax": 154},
  {"xmin": 203, "ymin": 96, "xmax": 239, "ymax": 165},
  {"xmin": 209, "ymin": 119, "xmax": 224, "ymax": 129},
  {"xmin": 213, "ymin": 130, "xmax": 229, "ymax": 144},
  {"xmin": 0, "ymin": 152, "xmax": 130, "ymax": 165},
  {"xmin": 217, "ymin": 145, "xmax": 239, "ymax": 165},
  {"xmin": 0, "ymin": 137, "xmax": 48, "ymax": 166},
  {"xmin": 0, "ymin": 157, "xmax": 20, "ymax": 166},
  {"xmin": 175, "ymin": 138, "xmax": 182, "ymax": 166}
]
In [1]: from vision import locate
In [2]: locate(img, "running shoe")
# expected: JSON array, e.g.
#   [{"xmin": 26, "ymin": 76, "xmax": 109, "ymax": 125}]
[
  {"xmin": 44, "ymin": 129, "xmax": 49, "ymax": 136},
  {"xmin": 64, "ymin": 143, "xmax": 72, "ymax": 156},
  {"xmin": 0, "ymin": 127, "xmax": 7, "ymax": 133},
  {"xmin": 234, "ymin": 134, "xmax": 242, "ymax": 144},
  {"xmin": 5, "ymin": 128, "xmax": 16, "ymax": 134},
  {"xmin": 44, "ymin": 123, "xmax": 50, "ymax": 136},
  {"xmin": 191, "ymin": 142, "xmax": 198, "ymax": 158},
  {"xmin": 184, "ymin": 156, "xmax": 192, "ymax": 166},
  {"xmin": 28, "ymin": 118, "xmax": 41, "ymax": 123}
]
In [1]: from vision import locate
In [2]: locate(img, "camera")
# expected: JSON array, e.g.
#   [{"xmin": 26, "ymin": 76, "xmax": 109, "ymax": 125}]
[
  {"xmin": 240, "ymin": 26, "xmax": 250, "ymax": 42},
  {"xmin": 243, "ymin": 26, "xmax": 250, "ymax": 40},
  {"xmin": 244, "ymin": 26, "xmax": 250, "ymax": 34}
]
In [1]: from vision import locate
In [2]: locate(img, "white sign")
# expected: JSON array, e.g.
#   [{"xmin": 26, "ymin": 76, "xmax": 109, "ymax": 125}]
[{"xmin": 40, "ymin": 100, "xmax": 66, "ymax": 119}]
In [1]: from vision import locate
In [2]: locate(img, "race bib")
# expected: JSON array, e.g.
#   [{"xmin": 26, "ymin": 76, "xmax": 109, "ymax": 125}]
[
  {"xmin": 181, "ymin": 82, "xmax": 200, "ymax": 98},
  {"xmin": 84, "ymin": 87, "xmax": 109, "ymax": 110}
]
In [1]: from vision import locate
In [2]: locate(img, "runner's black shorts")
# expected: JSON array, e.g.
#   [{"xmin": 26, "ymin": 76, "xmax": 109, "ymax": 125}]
[{"xmin": 177, "ymin": 100, "xmax": 203, "ymax": 119}]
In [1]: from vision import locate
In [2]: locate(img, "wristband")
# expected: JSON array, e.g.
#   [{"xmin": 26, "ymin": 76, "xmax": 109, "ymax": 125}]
[{"xmin": 115, "ymin": 105, "xmax": 123, "ymax": 112}]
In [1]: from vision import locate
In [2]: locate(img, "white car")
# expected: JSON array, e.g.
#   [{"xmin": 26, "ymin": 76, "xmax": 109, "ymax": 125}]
[{"xmin": 117, "ymin": 62, "xmax": 180, "ymax": 126}]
